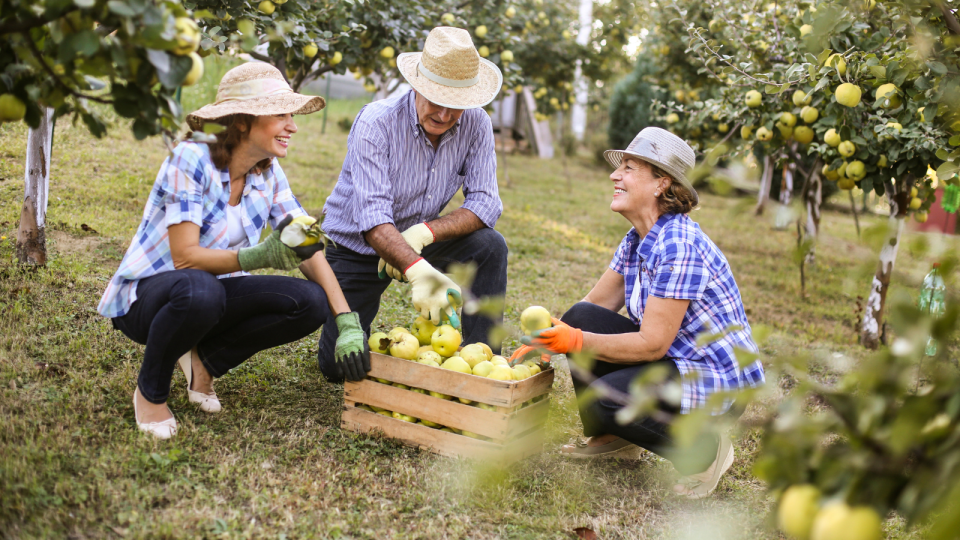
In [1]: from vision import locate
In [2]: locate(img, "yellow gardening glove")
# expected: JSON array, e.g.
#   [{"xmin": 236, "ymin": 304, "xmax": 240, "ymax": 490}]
[
  {"xmin": 404, "ymin": 258, "xmax": 462, "ymax": 326},
  {"xmin": 377, "ymin": 223, "xmax": 435, "ymax": 281}
]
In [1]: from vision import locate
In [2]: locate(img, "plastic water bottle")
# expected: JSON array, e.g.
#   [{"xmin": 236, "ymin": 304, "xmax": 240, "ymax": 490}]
[{"xmin": 919, "ymin": 263, "xmax": 946, "ymax": 356}]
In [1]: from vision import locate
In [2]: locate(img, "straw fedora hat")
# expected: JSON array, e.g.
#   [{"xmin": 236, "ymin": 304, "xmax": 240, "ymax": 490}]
[
  {"xmin": 604, "ymin": 127, "xmax": 699, "ymax": 206},
  {"xmin": 186, "ymin": 62, "xmax": 325, "ymax": 131},
  {"xmin": 397, "ymin": 27, "xmax": 503, "ymax": 109}
]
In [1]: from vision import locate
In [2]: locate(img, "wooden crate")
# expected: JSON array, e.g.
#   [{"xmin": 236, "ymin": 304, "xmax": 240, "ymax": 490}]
[{"xmin": 341, "ymin": 352, "xmax": 555, "ymax": 463}]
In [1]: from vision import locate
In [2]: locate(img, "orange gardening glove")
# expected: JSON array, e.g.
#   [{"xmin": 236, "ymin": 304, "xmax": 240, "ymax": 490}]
[
  {"xmin": 520, "ymin": 317, "xmax": 583, "ymax": 355},
  {"xmin": 508, "ymin": 345, "xmax": 551, "ymax": 366}
]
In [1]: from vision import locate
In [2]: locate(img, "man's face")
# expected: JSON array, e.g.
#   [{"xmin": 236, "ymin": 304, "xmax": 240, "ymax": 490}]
[{"xmin": 414, "ymin": 91, "xmax": 465, "ymax": 139}]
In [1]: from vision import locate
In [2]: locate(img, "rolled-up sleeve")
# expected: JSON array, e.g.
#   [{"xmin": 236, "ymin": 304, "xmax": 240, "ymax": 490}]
[
  {"xmin": 267, "ymin": 162, "xmax": 306, "ymax": 229},
  {"xmin": 160, "ymin": 145, "xmax": 207, "ymax": 228},
  {"xmin": 346, "ymin": 117, "xmax": 395, "ymax": 233},
  {"xmin": 459, "ymin": 113, "xmax": 502, "ymax": 228},
  {"xmin": 609, "ymin": 235, "xmax": 631, "ymax": 275}
]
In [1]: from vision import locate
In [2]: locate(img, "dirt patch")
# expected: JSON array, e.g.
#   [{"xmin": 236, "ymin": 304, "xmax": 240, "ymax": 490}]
[{"xmin": 47, "ymin": 229, "xmax": 123, "ymax": 269}]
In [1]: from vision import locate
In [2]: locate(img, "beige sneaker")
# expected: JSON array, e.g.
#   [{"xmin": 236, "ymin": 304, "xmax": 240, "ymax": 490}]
[{"xmin": 673, "ymin": 433, "xmax": 735, "ymax": 499}]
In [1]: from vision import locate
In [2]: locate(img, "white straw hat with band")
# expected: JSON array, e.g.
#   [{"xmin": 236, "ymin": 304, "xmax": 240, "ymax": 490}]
[
  {"xmin": 186, "ymin": 62, "xmax": 325, "ymax": 131},
  {"xmin": 397, "ymin": 27, "xmax": 503, "ymax": 109},
  {"xmin": 604, "ymin": 127, "xmax": 699, "ymax": 206}
]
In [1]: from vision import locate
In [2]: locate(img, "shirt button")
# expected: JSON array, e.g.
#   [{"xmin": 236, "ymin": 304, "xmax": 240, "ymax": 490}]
[
  {"xmin": 428, "ymin": 195, "xmax": 432, "ymax": 199},
  {"xmin": 431, "ymin": 168, "xmax": 435, "ymax": 172}
]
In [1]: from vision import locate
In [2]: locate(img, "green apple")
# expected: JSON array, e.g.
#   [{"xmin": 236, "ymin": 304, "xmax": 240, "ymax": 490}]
[
  {"xmin": 440, "ymin": 12, "xmax": 455, "ymax": 24},
  {"xmin": 799, "ymin": 24, "xmax": 813, "ymax": 37},
  {"xmin": 258, "ymin": 0, "xmax": 275, "ymax": 15},
  {"xmin": 838, "ymin": 140, "xmax": 856, "ymax": 157},
  {"xmin": 794, "ymin": 126, "xmax": 814, "ymax": 144},
  {"xmin": 511, "ymin": 364, "xmax": 532, "ymax": 380},
  {"xmin": 740, "ymin": 125, "xmax": 754, "ymax": 139},
  {"xmin": 777, "ymin": 484, "xmax": 820, "ymax": 540},
  {"xmin": 0, "ymin": 94, "xmax": 27, "ymax": 122},
  {"xmin": 392, "ymin": 411, "xmax": 417, "ymax": 423},
  {"xmin": 173, "ymin": 17, "xmax": 201, "ymax": 55},
  {"xmin": 411, "ymin": 316, "xmax": 437, "ymax": 346},
  {"xmin": 417, "ymin": 350, "xmax": 442, "ymax": 364},
  {"xmin": 835, "ymin": 83, "xmax": 862, "ymax": 107},
  {"xmin": 429, "ymin": 390, "xmax": 452, "ymax": 400},
  {"xmin": 800, "ymin": 106, "xmax": 818, "ymax": 124},
  {"xmin": 756, "ymin": 126, "xmax": 773, "ymax": 141},
  {"xmin": 182, "ymin": 52, "xmax": 204, "ymax": 86},
  {"xmin": 875, "ymin": 83, "xmax": 900, "ymax": 109},
  {"xmin": 779, "ymin": 112, "xmax": 797, "ymax": 127},
  {"xmin": 487, "ymin": 366, "xmax": 514, "ymax": 381},
  {"xmin": 824, "ymin": 129, "xmax": 841, "ymax": 147},
  {"xmin": 505, "ymin": 6, "xmax": 516, "ymax": 17},
  {"xmin": 745, "ymin": 89, "xmax": 762, "ymax": 108},
  {"xmin": 522, "ymin": 360, "xmax": 542, "ymax": 375},
  {"xmin": 388, "ymin": 326, "xmax": 412, "ymax": 342},
  {"xmin": 431, "ymin": 325, "xmax": 462, "ymax": 357}
]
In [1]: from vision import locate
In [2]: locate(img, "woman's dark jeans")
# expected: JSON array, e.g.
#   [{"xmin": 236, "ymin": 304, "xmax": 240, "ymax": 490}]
[
  {"xmin": 112, "ymin": 269, "xmax": 329, "ymax": 404},
  {"xmin": 562, "ymin": 302, "xmax": 722, "ymax": 475}
]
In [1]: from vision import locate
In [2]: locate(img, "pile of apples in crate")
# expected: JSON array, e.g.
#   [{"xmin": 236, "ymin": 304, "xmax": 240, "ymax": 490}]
[{"xmin": 356, "ymin": 306, "xmax": 554, "ymax": 439}]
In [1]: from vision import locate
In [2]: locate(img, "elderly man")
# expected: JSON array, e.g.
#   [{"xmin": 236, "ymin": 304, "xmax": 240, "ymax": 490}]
[{"xmin": 317, "ymin": 27, "xmax": 508, "ymax": 382}]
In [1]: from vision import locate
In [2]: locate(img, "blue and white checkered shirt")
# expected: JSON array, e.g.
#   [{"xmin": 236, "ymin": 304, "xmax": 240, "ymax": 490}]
[
  {"xmin": 610, "ymin": 213, "xmax": 764, "ymax": 414},
  {"xmin": 97, "ymin": 142, "xmax": 306, "ymax": 318},
  {"xmin": 322, "ymin": 90, "xmax": 502, "ymax": 255}
]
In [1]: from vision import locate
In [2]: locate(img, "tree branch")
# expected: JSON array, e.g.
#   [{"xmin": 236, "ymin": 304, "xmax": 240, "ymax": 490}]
[
  {"xmin": 0, "ymin": 8, "xmax": 78, "ymax": 35},
  {"xmin": 936, "ymin": 1, "xmax": 960, "ymax": 35},
  {"xmin": 21, "ymin": 30, "xmax": 114, "ymax": 105},
  {"xmin": 247, "ymin": 50, "xmax": 273, "ymax": 64}
]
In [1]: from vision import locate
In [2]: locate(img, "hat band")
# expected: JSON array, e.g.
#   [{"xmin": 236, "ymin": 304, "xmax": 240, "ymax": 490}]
[
  {"xmin": 216, "ymin": 78, "xmax": 293, "ymax": 104},
  {"xmin": 626, "ymin": 137, "xmax": 691, "ymax": 177},
  {"xmin": 417, "ymin": 60, "xmax": 479, "ymax": 88}
]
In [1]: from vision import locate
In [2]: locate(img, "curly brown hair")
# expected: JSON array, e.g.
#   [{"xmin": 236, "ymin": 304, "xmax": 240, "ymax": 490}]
[
  {"xmin": 646, "ymin": 161, "xmax": 697, "ymax": 215},
  {"xmin": 194, "ymin": 114, "xmax": 272, "ymax": 174}
]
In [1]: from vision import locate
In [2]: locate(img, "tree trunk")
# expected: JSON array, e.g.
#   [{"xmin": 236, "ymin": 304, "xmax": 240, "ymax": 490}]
[
  {"xmin": 16, "ymin": 107, "xmax": 54, "ymax": 266},
  {"xmin": 570, "ymin": 0, "xmax": 593, "ymax": 141},
  {"xmin": 803, "ymin": 159, "xmax": 822, "ymax": 266},
  {"xmin": 861, "ymin": 177, "xmax": 910, "ymax": 349},
  {"xmin": 498, "ymin": 94, "xmax": 511, "ymax": 187},
  {"xmin": 755, "ymin": 154, "xmax": 774, "ymax": 215},
  {"xmin": 775, "ymin": 152, "xmax": 796, "ymax": 229}
]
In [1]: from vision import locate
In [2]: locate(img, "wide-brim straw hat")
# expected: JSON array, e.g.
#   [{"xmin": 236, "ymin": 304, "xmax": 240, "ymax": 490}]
[
  {"xmin": 186, "ymin": 62, "xmax": 325, "ymax": 131},
  {"xmin": 604, "ymin": 127, "xmax": 699, "ymax": 206},
  {"xmin": 397, "ymin": 27, "xmax": 502, "ymax": 109}
]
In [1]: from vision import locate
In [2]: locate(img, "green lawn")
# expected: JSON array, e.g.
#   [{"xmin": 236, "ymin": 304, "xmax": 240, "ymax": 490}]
[{"xmin": 0, "ymin": 94, "xmax": 953, "ymax": 539}]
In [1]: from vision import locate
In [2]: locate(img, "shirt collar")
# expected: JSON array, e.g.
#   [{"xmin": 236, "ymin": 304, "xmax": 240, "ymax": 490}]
[
  {"xmin": 218, "ymin": 164, "xmax": 268, "ymax": 194},
  {"xmin": 405, "ymin": 90, "xmax": 463, "ymax": 141},
  {"xmin": 637, "ymin": 213, "xmax": 676, "ymax": 262}
]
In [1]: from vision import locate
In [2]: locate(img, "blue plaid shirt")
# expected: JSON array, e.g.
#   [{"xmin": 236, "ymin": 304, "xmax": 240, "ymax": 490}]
[
  {"xmin": 610, "ymin": 213, "xmax": 764, "ymax": 414},
  {"xmin": 322, "ymin": 90, "xmax": 502, "ymax": 255},
  {"xmin": 97, "ymin": 142, "xmax": 306, "ymax": 318}
]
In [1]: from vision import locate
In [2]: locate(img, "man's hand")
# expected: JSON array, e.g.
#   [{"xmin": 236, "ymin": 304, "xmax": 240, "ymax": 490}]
[
  {"xmin": 404, "ymin": 258, "xmax": 462, "ymax": 326},
  {"xmin": 334, "ymin": 312, "xmax": 371, "ymax": 381},
  {"xmin": 377, "ymin": 223, "xmax": 435, "ymax": 281},
  {"xmin": 508, "ymin": 345, "xmax": 552, "ymax": 366},
  {"xmin": 520, "ymin": 317, "xmax": 584, "ymax": 355}
]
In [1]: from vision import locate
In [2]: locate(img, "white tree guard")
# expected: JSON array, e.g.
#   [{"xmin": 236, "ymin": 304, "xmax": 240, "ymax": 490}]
[
  {"xmin": 861, "ymin": 213, "xmax": 906, "ymax": 349},
  {"xmin": 755, "ymin": 154, "xmax": 774, "ymax": 215},
  {"xmin": 570, "ymin": 0, "xmax": 592, "ymax": 141},
  {"xmin": 803, "ymin": 164, "xmax": 822, "ymax": 265},
  {"xmin": 16, "ymin": 107, "xmax": 54, "ymax": 266}
]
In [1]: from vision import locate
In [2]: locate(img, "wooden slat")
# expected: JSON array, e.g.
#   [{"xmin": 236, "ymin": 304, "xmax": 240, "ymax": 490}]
[
  {"xmin": 509, "ymin": 368, "xmax": 556, "ymax": 404},
  {"xmin": 367, "ymin": 353, "xmax": 555, "ymax": 407},
  {"xmin": 342, "ymin": 406, "xmax": 517, "ymax": 461},
  {"xmin": 344, "ymin": 379, "xmax": 512, "ymax": 440},
  {"xmin": 502, "ymin": 425, "xmax": 546, "ymax": 462},
  {"xmin": 504, "ymin": 396, "xmax": 551, "ymax": 439}
]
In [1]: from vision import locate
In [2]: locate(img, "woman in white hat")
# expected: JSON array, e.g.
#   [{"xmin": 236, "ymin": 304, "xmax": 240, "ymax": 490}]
[
  {"xmin": 98, "ymin": 62, "xmax": 369, "ymax": 440},
  {"xmin": 512, "ymin": 127, "xmax": 764, "ymax": 499}
]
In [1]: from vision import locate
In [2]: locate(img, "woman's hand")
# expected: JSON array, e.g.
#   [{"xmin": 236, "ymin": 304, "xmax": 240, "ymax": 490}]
[
  {"xmin": 238, "ymin": 215, "xmax": 325, "ymax": 272},
  {"xmin": 334, "ymin": 312, "xmax": 371, "ymax": 381},
  {"xmin": 508, "ymin": 345, "xmax": 551, "ymax": 366},
  {"xmin": 520, "ymin": 317, "xmax": 584, "ymax": 355}
]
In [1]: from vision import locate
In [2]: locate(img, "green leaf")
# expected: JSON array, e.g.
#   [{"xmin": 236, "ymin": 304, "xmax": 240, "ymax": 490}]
[
  {"xmin": 73, "ymin": 0, "xmax": 95, "ymax": 7},
  {"xmin": 937, "ymin": 161, "xmax": 959, "ymax": 179},
  {"xmin": 107, "ymin": 1, "xmax": 138, "ymax": 17},
  {"xmin": 950, "ymin": 136, "xmax": 960, "ymax": 147},
  {"xmin": 928, "ymin": 61, "xmax": 947, "ymax": 75},
  {"xmin": 60, "ymin": 29, "xmax": 100, "ymax": 61}
]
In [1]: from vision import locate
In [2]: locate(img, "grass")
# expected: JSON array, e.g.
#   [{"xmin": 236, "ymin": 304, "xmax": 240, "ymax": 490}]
[{"xmin": 1, "ymin": 88, "xmax": 957, "ymax": 539}]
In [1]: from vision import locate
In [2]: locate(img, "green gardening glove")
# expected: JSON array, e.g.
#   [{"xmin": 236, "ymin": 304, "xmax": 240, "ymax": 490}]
[
  {"xmin": 334, "ymin": 312, "xmax": 371, "ymax": 381},
  {"xmin": 238, "ymin": 215, "xmax": 325, "ymax": 272}
]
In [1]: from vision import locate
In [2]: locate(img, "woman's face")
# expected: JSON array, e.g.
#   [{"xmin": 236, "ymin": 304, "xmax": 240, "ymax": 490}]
[
  {"xmin": 246, "ymin": 113, "xmax": 298, "ymax": 160},
  {"xmin": 610, "ymin": 157, "xmax": 670, "ymax": 216}
]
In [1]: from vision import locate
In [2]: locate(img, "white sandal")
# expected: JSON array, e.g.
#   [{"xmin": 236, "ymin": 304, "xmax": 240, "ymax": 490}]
[
  {"xmin": 133, "ymin": 388, "xmax": 177, "ymax": 440},
  {"xmin": 178, "ymin": 350, "xmax": 222, "ymax": 413},
  {"xmin": 673, "ymin": 433, "xmax": 735, "ymax": 500}
]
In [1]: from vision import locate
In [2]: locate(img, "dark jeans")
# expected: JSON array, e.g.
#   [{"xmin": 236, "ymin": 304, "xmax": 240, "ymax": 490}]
[
  {"xmin": 317, "ymin": 227, "xmax": 508, "ymax": 383},
  {"xmin": 562, "ymin": 302, "xmax": 721, "ymax": 475},
  {"xmin": 113, "ymin": 269, "xmax": 329, "ymax": 404}
]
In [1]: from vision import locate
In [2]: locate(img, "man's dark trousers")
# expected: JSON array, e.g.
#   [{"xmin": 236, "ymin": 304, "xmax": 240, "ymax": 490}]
[{"xmin": 317, "ymin": 227, "xmax": 508, "ymax": 383}]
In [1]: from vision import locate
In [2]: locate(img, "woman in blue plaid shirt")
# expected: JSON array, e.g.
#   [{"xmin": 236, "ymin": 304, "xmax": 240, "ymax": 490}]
[
  {"xmin": 513, "ymin": 127, "xmax": 765, "ymax": 499},
  {"xmin": 98, "ymin": 63, "xmax": 369, "ymax": 440}
]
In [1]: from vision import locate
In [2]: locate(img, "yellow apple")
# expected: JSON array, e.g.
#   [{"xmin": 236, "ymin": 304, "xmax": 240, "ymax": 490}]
[
  {"xmin": 794, "ymin": 126, "xmax": 814, "ymax": 144},
  {"xmin": 846, "ymin": 160, "xmax": 865, "ymax": 179},
  {"xmin": 800, "ymin": 106, "xmax": 818, "ymax": 123},
  {"xmin": 824, "ymin": 128, "xmax": 841, "ymax": 147},
  {"xmin": 417, "ymin": 350, "xmax": 442, "ymax": 364},
  {"xmin": 505, "ymin": 6, "xmax": 516, "ymax": 18},
  {"xmin": 756, "ymin": 126, "xmax": 773, "ymax": 141},
  {"xmin": 800, "ymin": 24, "xmax": 813, "ymax": 36},
  {"xmin": 780, "ymin": 112, "xmax": 797, "ymax": 127},
  {"xmin": 429, "ymin": 390, "xmax": 452, "ymax": 400},
  {"xmin": 909, "ymin": 197, "xmax": 922, "ymax": 210},
  {"xmin": 520, "ymin": 306, "xmax": 552, "ymax": 335},
  {"xmin": 303, "ymin": 43, "xmax": 318, "ymax": 58},
  {"xmin": 330, "ymin": 51, "xmax": 342, "ymax": 66},
  {"xmin": 522, "ymin": 360, "xmax": 542, "ymax": 375},
  {"xmin": 835, "ymin": 83, "xmax": 862, "ymax": 107},
  {"xmin": 915, "ymin": 211, "xmax": 928, "ymax": 222},
  {"xmin": 411, "ymin": 316, "xmax": 438, "ymax": 346},
  {"xmin": 501, "ymin": 50, "xmax": 514, "ymax": 63},
  {"xmin": 389, "ymin": 333, "xmax": 420, "ymax": 360},
  {"xmin": 258, "ymin": 0, "xmax": 275, "ymax": 15},
  {"xmin": 490, "ymin": 355, "xmax": 509, "ymax": 366},
  {"xmin": 392, "ymin": 411, "xmax": 417, "ymax": 423},
  {"xmin": 487, "ymin": 366, "xmax": 515, "ymax": 381},
  {"xmin": 665, "ymin": 112, "xmax": 680, "ymax": 124},
  {"xmin": 431, "ymin": 325, "xmax": 462, "ymax": 357},
  {"xmin": 838, "ymin": 140, "xmax": 856, "ymax": 157},
  {"xmin": 368, "ymin": 332, "xmax": 390, "ymax": 354},
  {"xmin": 173, "ymin": 17, "xmax": 201, "ymax": 55},
  {"xmin": 822, "ymin": 163, "xmax": 839, "ymax": 181},
  {"xmin": 459, "ymin": 344, "xmax": 488, "ymax": 368},
  {"xmin": 478, "ymin": 45, "xmax": 490, "ymax": 58},
  {"xmin": 471, "ymin": 360, "xmax": 494, "ymax": 377},
  {"xmin": 388, "ymin": 326, "xmax": 412, "ymax": 342},
  {"xmin": 511, "ymin": 364, "xmax": 532, "ymax": 380},
  {"xmin": 380, "ymin": 46, "xmax": 394, "ymax": 59},
  {"xmin": 792, "ymin": 89, "xmax": 811, "ymax": 106},
  {"xmin": 877, "ymin": 155, "xmax": 888, "ymax": 168},
  {"xmin": 825, "ymin": 53, "xmax": 846, "ymax": 75},
  {"xmin": 440, "ymin": 356, "xmax": 472, "ymax": 374},
  {"xmin": 718, "ymin": 123, "xmax": 729, "ymax": 133},
  {"xmin": 475, "ymin": 25, "xmax": 488, "ymax": 38},
  {"xmin": 875, "ymin": 83, "xmax": 900, "ymax": 109},
  {"xmin": 182, "ymin": 52, "xmax": 204, "ymax": 86},
  {"xmin": 745, "ymin": 89, "xmax": 763, "ymax": 108},
  {"xmin": 740, "ymin": 125, "xmax": 754, "ymax": 139},
  {"xmin": 440, "ymin": 12, "xmax": 455, "ymax": 24},
  {"xmin": 777, "ymin": 484, "xmax": 821, "ymax": 540}
]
